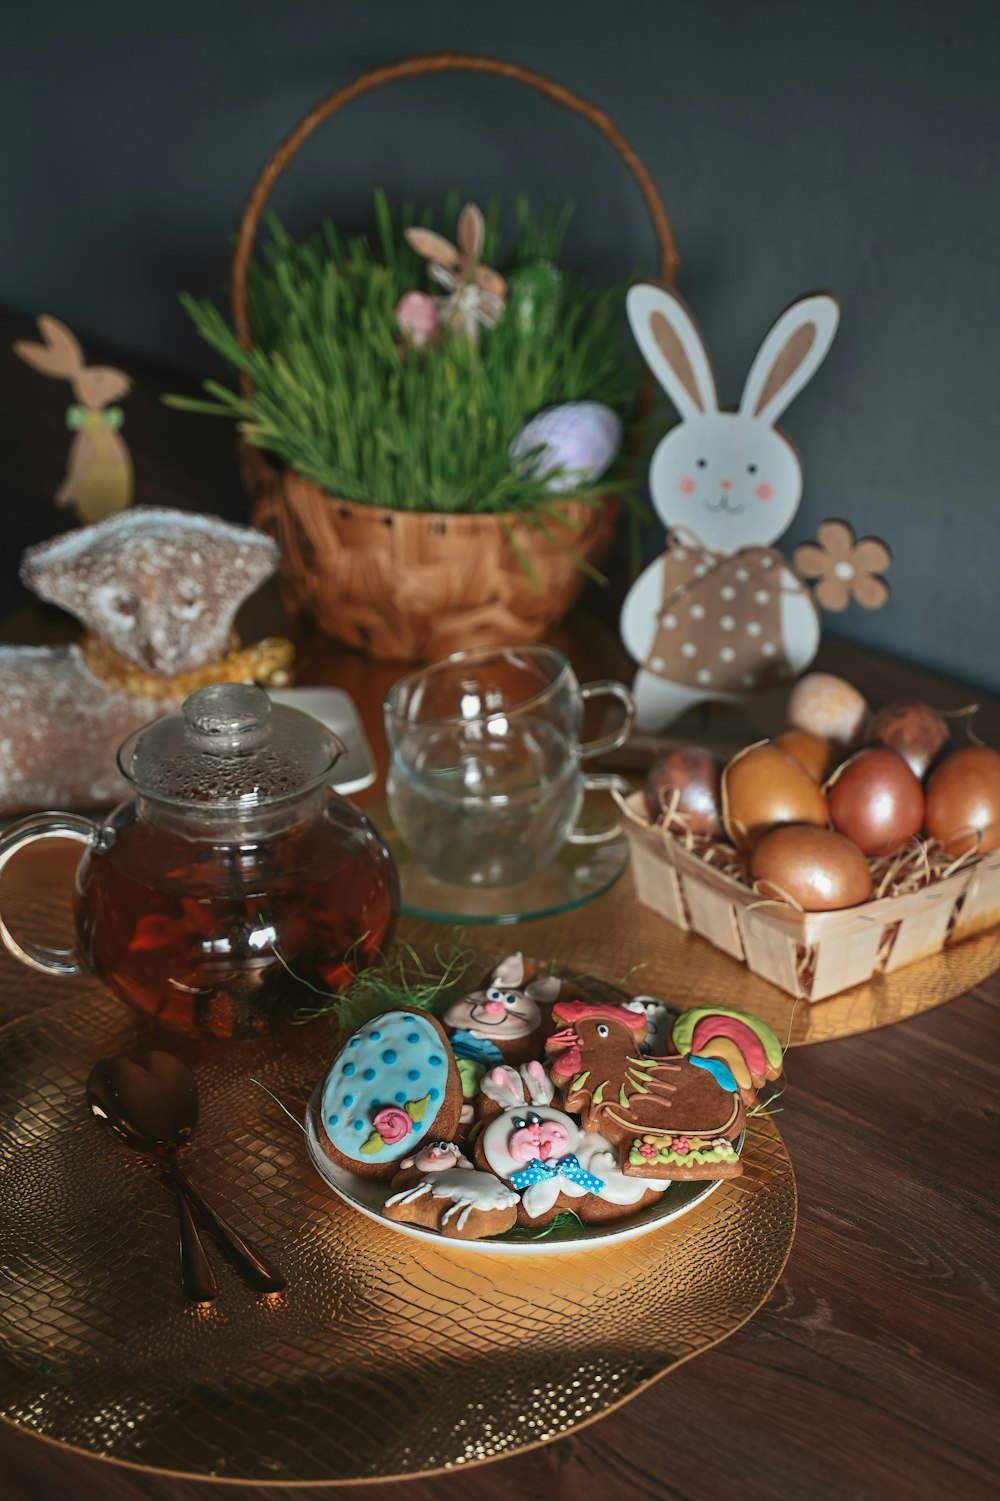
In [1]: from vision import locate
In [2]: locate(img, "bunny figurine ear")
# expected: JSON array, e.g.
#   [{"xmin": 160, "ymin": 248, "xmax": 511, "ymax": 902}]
[
  {"xmin": 739, "ymin": 293, "xmax": 839, "ymax": 426},
  {"xmin": 626, "ymin": 284, "xmax": 719, "ymax": 421},
  {"xmin": 457, "ymin": 203, "xmax": 486, "ymax": 262},
  {"xmin": 13, "ymin": 315, "xmax": 85, "ymax": 380}
]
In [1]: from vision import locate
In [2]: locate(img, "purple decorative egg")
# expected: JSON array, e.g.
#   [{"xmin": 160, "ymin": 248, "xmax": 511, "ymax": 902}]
[{"xmin": 509, "ymin": 402, "xmax": 623, "ymax": 493}]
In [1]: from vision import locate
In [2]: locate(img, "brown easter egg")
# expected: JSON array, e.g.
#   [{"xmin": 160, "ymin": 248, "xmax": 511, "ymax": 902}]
[
  {"xmin": 925, "ymin": 745, "xmax": 1000, "ymax": 856},
  {"xmin": 751, "ymin": 826, "xmax": 873, "ymax": 911},
  {"xmin": 722, "ymin": 743, "xmax": 829, "ymax": 852},
  {"xmin": 644, "ymin": 748, "xmax": 724, "ymax": 837},
  {"xmin": 787, "ymin": 673, "xmax": 869, "ymax": 747},
  {"xmin": 774, "ymin": 729, "xmax": 836, "ymax": 782},
  {"xmin": 870, "ymin": 701, "xmax": 950, "ymax": 779},
  {"xmin": 826, "ymin": 747, "xmax": 924, "ymax": 856}
]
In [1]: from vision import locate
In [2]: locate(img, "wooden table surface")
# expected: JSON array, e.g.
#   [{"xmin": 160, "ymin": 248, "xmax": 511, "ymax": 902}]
[{"xmin": 2, "ymin": 307, "xmax": 999, "ymax": 1500}]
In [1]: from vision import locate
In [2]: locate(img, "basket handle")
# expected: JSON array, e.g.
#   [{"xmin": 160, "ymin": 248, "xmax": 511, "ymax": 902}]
[{"xmin": 231, "ymin": 52, "xmax": 679, "ymax": 349}]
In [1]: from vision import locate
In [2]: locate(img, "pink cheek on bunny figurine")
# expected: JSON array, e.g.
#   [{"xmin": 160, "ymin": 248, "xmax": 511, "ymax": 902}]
[
  {"xmin": 678, "ymin": 476, "xmax": 697, "ymax": 496},
  {"xmin": 755, "ymin": 482, "xmax": 775, "ymax": 500},
  {"xmin": 508, "ymin": 1120, "xmax": 570, "ymax": 1164}
]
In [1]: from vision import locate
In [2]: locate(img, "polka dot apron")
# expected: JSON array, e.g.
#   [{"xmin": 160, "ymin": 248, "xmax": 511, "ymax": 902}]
[{"xmin": 643, "ymin": 534, "xmax": 808, "ymax": 692}]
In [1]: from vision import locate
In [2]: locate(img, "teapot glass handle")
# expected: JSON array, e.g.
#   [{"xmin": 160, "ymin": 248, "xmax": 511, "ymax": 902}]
[{"xmin": 0, "ymin": 813, "xmax": 100, "ymax": 977}]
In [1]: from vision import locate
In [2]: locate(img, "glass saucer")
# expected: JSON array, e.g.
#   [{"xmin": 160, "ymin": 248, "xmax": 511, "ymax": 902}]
[{"xmin": 371, "ymin": 800, "xmax": 630, "ymax": 924}]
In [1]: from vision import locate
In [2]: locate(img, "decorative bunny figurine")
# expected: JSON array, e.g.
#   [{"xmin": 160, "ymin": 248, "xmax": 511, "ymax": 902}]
[
  {"xmin": 620, "ymin": 286, "xmax": 840, "ymax": 730},
  {"xmin": 405, "ymin": 203, "xmax": 507, "ymax": 345},
  {"xmin": 13, "ymin": 315, "xmax": 134, "ymax": 523}
]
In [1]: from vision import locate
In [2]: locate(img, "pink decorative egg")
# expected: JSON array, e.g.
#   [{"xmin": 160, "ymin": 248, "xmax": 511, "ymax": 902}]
[
  {"xmin": 509, "ymin": 402, "xmax": 623, "ymax": 493},
  {"xmin": 396, "ymin": 291, "xmax": 440, "ymax": 349}
]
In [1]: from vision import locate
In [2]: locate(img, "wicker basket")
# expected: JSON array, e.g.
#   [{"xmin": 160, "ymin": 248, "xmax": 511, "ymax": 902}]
[
  {"xmin": 230, "ymin": 53, "xmax": 679, "ymax": 661},
  {"xmin": 622, "ymin": 792, "xmax": 1000, "ymax": 1002}
]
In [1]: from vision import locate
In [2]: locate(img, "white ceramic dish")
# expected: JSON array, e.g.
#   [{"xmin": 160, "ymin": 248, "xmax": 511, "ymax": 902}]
[
  {"xmin": 305, "ymin": 1086, "xmax": 730, "ymax": 1256},
  {"xmin": 268, "ymin": 687, "xmax": 376, "ymax": 795}
]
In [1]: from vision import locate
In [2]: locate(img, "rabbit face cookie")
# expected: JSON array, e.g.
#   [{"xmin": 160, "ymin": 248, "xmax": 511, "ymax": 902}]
[
  {"xmin": 442, "ymin": 952, "xmax": 561, "ymax": 1068},
  {"xmin": 473, "ymin": 1063, "xmax": 600, "ymax": 1225}
]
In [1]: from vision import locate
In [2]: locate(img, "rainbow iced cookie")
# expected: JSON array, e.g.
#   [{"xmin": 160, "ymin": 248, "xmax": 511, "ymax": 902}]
[
  {"xmin": 318, "ymin": 1010, "xmax": 462, "ymax": 1179},
  {"xmin": 670, "ymin": 1007, "xmax": 783, "ymax": 1106}
]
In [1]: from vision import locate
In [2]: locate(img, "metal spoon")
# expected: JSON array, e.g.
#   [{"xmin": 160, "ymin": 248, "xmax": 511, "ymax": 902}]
[{"xmin": 86, "ymin": 1052, "xmax": 286, "ymax": 1298}]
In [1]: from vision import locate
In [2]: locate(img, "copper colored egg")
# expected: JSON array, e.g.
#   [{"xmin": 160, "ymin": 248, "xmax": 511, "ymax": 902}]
[
  {"xmin": 751, "ymin": 826, "xmax": 873, "ymax": 911},
  {"xmin": 787, "ymin": 673, "xmax": 869, "ymax": 748},
  {"xmin": 774, "ymin": 729, "xmax": 836, "ymax": 783},
  {"xmin": 826, "ymin": 747, "xmax": 924, "ymax": 857},
  {"xmin": 925, "ymin": 745, "xmax": 1000, "ymax": 856},
  {"xmin": 870, "ymin": 701, "xmax": 950, "ymax": 779},
  {"xmin": 644, "ymin": 748, "xmax": 724, "ymax": 837},
  {"xmin": 722, "ymin": 743, "xmax": 829, "ymax": 852}
]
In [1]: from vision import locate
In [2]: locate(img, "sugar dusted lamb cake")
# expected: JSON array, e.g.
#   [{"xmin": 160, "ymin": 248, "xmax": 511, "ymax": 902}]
[{"xmin": 0, "ymin": 508, "xmax": 285, "ymax": 812}]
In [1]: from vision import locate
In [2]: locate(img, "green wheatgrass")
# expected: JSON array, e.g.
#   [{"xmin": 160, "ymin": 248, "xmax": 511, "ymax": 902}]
[{"xmin": 167, "ymin": 192, "xmax": 639, "ymax": 543}]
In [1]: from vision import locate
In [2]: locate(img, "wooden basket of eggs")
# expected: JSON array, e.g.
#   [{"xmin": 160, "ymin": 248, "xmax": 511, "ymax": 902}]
[{"xmin": 621, "ymin": 673, "xmax": 1000, "ymax": 1001}]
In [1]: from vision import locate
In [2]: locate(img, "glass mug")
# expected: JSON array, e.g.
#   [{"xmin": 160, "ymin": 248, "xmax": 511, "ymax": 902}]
[
  {"xmin": 384, "ymin": 645, "xmax": 635, "ymax": 887},
  {"xmin": 0, "ymin": 684, "xmax": 399, "ymax": 1039}
]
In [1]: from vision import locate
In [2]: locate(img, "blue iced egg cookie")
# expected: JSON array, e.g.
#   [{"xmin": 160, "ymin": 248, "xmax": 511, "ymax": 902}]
[{"xmin": 318, "ymin": 1010, "xmax": 462, "ymax": 1179}]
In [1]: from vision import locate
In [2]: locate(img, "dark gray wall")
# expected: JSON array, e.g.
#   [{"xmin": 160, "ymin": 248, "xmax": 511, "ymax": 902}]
[{"xmin": 4, "ymin": 1, "xmax": 998, "ymax": 690}]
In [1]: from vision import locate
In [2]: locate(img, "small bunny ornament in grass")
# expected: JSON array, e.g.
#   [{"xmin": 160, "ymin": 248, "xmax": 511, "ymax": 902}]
[
  {"xmin": 405, "ymin": 202, "xmax": 507, "ymax": 345},
  {"xmin": 14, "ymin": 315, "xmax": 135, "ymax": 524},
  {"xmin": 620, "ymin": 286, "xmax": 840, "ymax": 730}
]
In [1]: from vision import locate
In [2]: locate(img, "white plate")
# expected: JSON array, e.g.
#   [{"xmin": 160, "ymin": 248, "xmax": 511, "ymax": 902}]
[
  {"xmin": 305, "ymin": 1086, "xmax": 730, "ymax": 1256},
  {"xmin": 267, "ymin": 687, "xmax": 376, "ymax": 795}
]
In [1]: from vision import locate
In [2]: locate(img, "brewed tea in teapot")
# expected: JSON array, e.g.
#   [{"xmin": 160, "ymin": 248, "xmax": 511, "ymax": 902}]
[{"xmin": 0, "ymin": 684, "xmax": 398, "ymax": 1038}]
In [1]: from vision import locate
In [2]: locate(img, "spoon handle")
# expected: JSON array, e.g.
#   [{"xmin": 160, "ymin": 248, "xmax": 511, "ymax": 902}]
[
  {"xmin": 173, "ymin": 1179, "xmax": 218, "ymax": 1304},
  {"xmin": 169, "ymin": 1166, "xmax": 287, "ymax": 1294}
]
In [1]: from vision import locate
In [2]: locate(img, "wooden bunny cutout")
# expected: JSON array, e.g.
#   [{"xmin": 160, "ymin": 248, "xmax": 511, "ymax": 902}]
[
  {"xmin": 405, "ymin": 203, "xmax": 507, "ymax": 344},
  {"xmin": 14, "ymin": 315, "xmax": 135, "ymax": 523},
  {"xmin": 621, "ymin": 286, "xmax": 839, "ymax": 730}
]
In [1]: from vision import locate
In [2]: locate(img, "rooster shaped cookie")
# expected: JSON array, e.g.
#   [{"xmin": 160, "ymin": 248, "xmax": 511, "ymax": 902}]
[{"xmin": 546, "ymin": 1002, "xmax": 782, "ymax": 1180}]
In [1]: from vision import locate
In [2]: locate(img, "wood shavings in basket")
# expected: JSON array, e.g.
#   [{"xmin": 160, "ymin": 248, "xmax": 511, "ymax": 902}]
[{"xmin": 616, "ymin": 788, "xmax": 982, "ymax": 906}]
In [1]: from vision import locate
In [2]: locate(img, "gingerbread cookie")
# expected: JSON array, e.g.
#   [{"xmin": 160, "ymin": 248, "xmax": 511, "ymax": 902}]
[
  {"xmin": 546, "ymin": 1002, "xmax": 745, "ymax": 1181},
  {"xmin": 318, "ymin": 1011, "xmax": 462, "ymax": 1180},
  {"xmin": 621, "ymin": 995, "xmax": 674, "ymax": 1055},
  {"xmin": 443, "ymin": 952, "xmax": 573, "ymax": 1067},
  {"xmin": 473, "ymin": 1063, "xmax": 599, "ymax": 1225},
  {"xmin": 384, "ymin": 1142, "xmax": 519, "ymax": 1240}
]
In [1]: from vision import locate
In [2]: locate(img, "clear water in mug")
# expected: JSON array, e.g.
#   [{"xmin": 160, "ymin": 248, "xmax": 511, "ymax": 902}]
[{"xmin": 387, "ymin": 717, "xmax": 582, "ymax": 886}]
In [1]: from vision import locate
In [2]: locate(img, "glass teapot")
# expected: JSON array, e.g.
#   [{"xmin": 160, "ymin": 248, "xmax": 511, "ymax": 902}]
[{"xmin": 0, "ymin": 684, "xmax": 398, "ymax": 1038}]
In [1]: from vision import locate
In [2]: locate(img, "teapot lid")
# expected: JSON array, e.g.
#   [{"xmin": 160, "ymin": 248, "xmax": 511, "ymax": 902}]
[{"xmin": 118, "ymin": 684, "xmax": 343, "ymax": 808}]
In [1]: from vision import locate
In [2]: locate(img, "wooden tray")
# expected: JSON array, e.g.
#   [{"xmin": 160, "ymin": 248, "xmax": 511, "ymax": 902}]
[{"xmin": 622, "ymin": 792, "xmax": 1000, "ymax": 1001}]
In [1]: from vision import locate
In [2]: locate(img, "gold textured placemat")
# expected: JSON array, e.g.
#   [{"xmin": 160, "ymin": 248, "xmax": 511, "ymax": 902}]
[
  {"xmin": 0, "ymin": 990, "xmax": 795, "ymax": 1483},
  {"xmin": 403, "ymin": 866, "xmax": 1000, "ymax": 1047}
]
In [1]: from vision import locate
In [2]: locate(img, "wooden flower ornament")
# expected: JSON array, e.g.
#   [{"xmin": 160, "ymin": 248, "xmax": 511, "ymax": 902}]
[
  {"xmin": 794, "ymin": 520, "xmax": 891, "ymax": 611},
  {"xmin": 405, "ymin": 203, "xmax": 507, "ymax": 344}
]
